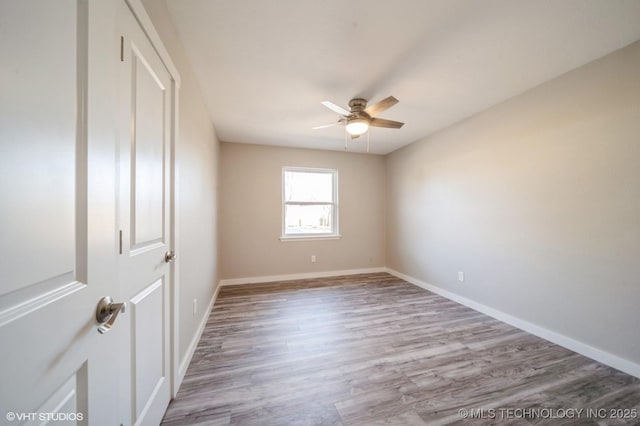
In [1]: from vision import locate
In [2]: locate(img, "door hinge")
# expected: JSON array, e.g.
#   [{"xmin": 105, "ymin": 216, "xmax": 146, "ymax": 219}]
[
  {"xmin": 120, "ymin": 36, "xmax": 124, "ymax": 62},
  {"xmin": 119, "ymin": 230, "xmax": 123, "ymax": 254}
]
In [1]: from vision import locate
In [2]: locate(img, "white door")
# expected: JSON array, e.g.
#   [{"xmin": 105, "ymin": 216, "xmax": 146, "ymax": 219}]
[
  {"xmin": 117, "ymin": 1, "xmax": 174, "ymax": 424},
  {"xmin": 0, "ymin": 1, "xmax": 120, "ymax": 425}
]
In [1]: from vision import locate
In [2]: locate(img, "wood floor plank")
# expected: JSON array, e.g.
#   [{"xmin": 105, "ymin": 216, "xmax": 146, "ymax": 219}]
[{"xmin": 161, "ymin": 273, "xmax": 640, "ymax": 425}]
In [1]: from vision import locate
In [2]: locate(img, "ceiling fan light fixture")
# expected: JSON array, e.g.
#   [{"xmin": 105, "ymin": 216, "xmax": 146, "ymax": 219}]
[{"xmin": 345, "ymin": 118, "xmax": 369, "ymax": 136}]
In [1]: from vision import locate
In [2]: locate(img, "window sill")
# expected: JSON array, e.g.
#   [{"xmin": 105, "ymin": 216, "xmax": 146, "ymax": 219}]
[{"xmin": 279, "ymin": 234, "xmax": 342, "ymax": 242}]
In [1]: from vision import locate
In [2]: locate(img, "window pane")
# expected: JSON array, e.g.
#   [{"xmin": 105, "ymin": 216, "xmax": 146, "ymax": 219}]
[
  {"xmin": 285, "ymin": 204, "xmax": 333, "ymax": 234},
  {"xmin": 284, "ymin": 171, "xmax": 333, "ymax": 202}
]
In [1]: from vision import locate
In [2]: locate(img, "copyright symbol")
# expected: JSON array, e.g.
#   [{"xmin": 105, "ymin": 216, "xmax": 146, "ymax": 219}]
[
  {"xmin": 458, "ymin": 408, "xmax": 468, "ymax": 418},
  {"xmin": 6, "ymin": 412, "xmax": 16, "ymax": 422}
]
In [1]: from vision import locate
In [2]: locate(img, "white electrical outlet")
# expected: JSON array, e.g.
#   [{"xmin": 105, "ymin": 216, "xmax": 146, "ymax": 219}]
[
  {"xmin": 458, "ymin": 271, "xmax": 464, "ymax": 282},
  {"xmin": 193, "ymin": 299, "xmax": 197, "ymax": 316},
  {"xmin": 311, "ymin": 255, "xmax": 316, "ymax": 263}
]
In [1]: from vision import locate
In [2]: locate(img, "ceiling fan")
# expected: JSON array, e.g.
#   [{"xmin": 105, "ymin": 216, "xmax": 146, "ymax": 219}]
[{"xmin": 313, "ymin": 96, "xmax": 404, "ymax": 139}]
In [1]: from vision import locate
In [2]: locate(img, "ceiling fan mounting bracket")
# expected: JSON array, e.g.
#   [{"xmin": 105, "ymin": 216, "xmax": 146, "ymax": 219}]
[{"xmin": 348, "ymin": 98, "xmax": 367, "ymax": 112}]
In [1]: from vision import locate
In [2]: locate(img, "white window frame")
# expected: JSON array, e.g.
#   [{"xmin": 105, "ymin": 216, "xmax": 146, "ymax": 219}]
[{"xmin": 281, "ymin": 167, "xmax": 340, "ymax": 241}]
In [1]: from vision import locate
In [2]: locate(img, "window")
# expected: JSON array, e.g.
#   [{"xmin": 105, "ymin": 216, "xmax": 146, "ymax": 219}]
[{"xmin": 282, "ymin": 167, "xmax": 338, "ymax": 239}]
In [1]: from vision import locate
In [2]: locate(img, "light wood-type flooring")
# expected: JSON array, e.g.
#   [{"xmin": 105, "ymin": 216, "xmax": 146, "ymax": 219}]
[{"xmin": 161, "ymin": 273, "xmax": 640, "ymax": 425}]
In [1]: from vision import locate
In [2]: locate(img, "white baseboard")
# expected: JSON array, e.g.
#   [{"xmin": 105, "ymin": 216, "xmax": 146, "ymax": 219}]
[
  {"xmin": 176, "ymin": 284, "xmax": 220, "ymax": 389},
  {"xmin": 218, "ymin": 267, "xmax": 386, "ymax": 286},
  {"xmin": 385, "ymin": 268, "xmax": 640, "ymax": 379}
]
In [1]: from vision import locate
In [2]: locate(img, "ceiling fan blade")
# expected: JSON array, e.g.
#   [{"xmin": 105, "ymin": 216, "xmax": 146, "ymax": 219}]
[
  {"xmin": 321, "ymin": 101, "xmax": 350, "ymax": 116},
  {"xmin": 312, "ymin": 120, "xmax": 343, "ymax": 130},
  {"xmin": 370, "ymin": 117, "xmax": 404, "ymax": 129},
  {"xmin": 364, "ymin": 96, "xmax": 399, "ymax": 116},
  {"xmin": 350, "ymin": 134, "xmax": 361, "ymax": 139}
]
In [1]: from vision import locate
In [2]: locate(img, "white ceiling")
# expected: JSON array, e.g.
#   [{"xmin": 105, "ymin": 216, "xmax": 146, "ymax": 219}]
[{"xmin": 165, "ymin": 0, "xmax": 640, "ymax": 155}]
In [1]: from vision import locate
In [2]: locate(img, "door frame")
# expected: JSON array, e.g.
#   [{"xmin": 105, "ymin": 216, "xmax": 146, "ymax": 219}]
[{"xmin": 123, "ymin": 0, "xmax": 183, "ymax": 399}]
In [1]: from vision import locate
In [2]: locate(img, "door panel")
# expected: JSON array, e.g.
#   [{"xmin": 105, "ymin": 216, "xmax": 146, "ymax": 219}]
[
  {"xmin": 132, "ymin": 51, "xmax": 166, "ymax": 247},
  {"xmin": 0, "ymin": 0, "xmax": 78, "ymax": 301},
  {"xmin": 118, "ymin": 1, "xmax": 173, "ymax": 424},
  {"xmin": 131, "ymin": 279, "xmax": 165, "ymax": 419},
  {"xmin": 24, "ymin": 367, "xmax": 86, "ymax": 426},
  {"xmin": 0, "ymin": 1, "xmax": 119, "ymax": 424}
]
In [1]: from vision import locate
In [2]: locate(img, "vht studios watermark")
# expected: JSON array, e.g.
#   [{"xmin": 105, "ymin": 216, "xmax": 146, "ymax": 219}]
[
  {"xmin": 5, "ymin": 411, "xmax": 85, "ymax": 422},
  {"xmin": 458, "ymin": 407, "xmax": 638, "ymax": 420}
]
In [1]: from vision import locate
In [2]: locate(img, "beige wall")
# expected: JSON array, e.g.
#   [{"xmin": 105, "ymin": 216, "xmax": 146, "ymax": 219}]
[
  {"xmin": 219, "ymin": 143, "xmax": 385, "ymax": 279},
  {"xmin": 386, "ymin": 41, "xmax": 640, "ymax": 365},
  {"xmin": 142, "ymin": 0, "xmax": 220, "ymax": 365}
]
